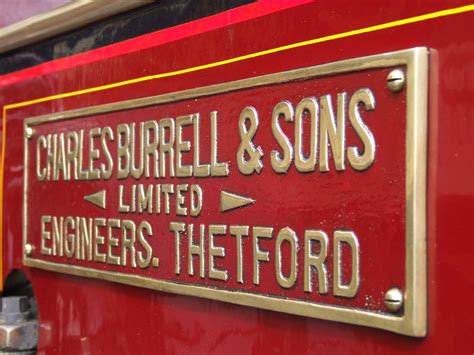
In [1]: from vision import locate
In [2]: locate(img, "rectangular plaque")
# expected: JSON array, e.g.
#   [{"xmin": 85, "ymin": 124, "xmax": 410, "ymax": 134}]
[{"xmin": 23, "ymin": 48, "xmax": 427, "ymax": 336}]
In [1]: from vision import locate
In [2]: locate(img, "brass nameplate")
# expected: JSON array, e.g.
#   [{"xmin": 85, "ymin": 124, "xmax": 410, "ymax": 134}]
[{"xmin": 23, "ymin": 48, "xmax": 428, "ymax": 336}]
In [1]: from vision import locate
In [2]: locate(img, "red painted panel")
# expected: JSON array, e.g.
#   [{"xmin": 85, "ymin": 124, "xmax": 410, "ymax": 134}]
[
  {"xmin": 1, "ymin": 1, "xmax": 473, "ymax": 353},
  {"xmin": 25, "ymin": 66, "xmax": 405, "ymax": 314}
]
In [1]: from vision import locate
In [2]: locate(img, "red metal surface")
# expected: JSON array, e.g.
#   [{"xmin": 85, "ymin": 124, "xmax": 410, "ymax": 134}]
[
  {"xmin": 1, "ymin": 1, "xmax": 474, "ymax": 353},
  {"xmin": 25, "ymin": 66, "xmax": 405, "ymax": 313}
]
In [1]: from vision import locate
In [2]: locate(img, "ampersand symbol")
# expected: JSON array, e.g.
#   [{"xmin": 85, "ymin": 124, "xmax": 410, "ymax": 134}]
[{"xmin": 237, "ymin": 106, "xmax": 264, "ymax": 175}]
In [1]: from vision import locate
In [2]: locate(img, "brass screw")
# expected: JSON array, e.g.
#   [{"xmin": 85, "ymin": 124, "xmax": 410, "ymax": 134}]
[
  {"xmin": 387, "ymin": 69, "xmax": 405, "ymax": 93},
  {"xmin": 384, "ymin": 288, "xmax": 404, "ymax": 312},
  {"xmin": 25, "ymin": 126, "xmax": 34, "ymax": 139},
  {"xmin": 24, "ymin": 243, "xmax": 34, "ymax": 256}
]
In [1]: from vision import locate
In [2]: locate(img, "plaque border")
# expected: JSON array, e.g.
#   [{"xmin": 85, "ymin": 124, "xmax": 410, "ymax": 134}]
[{"xmin": 23, "ymin": 48, "xmax": 428, "ymax": 336}]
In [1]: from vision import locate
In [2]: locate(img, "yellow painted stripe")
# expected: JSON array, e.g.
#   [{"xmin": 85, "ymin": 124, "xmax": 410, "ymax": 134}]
[
  {"xmin": 0, "ymin": 4, "xmax": 473, "ymax": 287},
  {"xmin": 4, "ymin": 4, "xmax": 474, "ymax": 111}
]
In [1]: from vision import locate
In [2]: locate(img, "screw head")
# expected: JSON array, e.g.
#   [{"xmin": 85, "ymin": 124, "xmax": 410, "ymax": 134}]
[
  {"xmin": 25, "ymin": 126, "xmax": 34, "ymax": 139},
  {"xmin": 24, "ymin": 243, "xmax": 34, "ymax": 256},
  {"xmin": 387, "ymin": 69, "xmax": 405, "ymax": 93},
  {"xmin": 384, "ymin": 287, "xmax": 404, "ymax": 313}
]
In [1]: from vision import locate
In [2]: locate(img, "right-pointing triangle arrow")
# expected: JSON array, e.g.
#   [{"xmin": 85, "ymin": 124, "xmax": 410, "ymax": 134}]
[
  {"xmin": 220, "ymin": 190, "xmax": 255, "ymax": 213},
  {"xmin": 84, "ymin": 190, "xmax": 106, "ymax": 209}
]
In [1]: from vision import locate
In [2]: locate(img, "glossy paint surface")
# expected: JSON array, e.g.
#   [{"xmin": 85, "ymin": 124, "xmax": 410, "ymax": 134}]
[
  {"xmin": 1, "ymin": 1, "xmax": 473, "ymax": 353},
  {"xmin": 24, "ymin": 66, "xmax": 405, "ymax": 311}
]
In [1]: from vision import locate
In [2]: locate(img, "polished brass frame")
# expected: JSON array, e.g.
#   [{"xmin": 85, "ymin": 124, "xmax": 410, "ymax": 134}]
[{"xmin": 23, "ymin": 48, "xmax": 428, "ymax": 336}]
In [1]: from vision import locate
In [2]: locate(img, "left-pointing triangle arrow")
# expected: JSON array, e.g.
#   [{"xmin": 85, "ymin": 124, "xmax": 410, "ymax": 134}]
[{"xmin": 84, "ymin": 190, "xmax": 106, "ymax": 209}]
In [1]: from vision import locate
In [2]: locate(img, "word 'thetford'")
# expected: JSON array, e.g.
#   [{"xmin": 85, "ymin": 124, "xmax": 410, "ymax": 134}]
[
  {"xmin": 34, "ymin": 88, "xmax": 376, "ymax": 181},
  {"xmin": 170, "ymin": 223, "xmax": 360, "ymax": 298}
]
